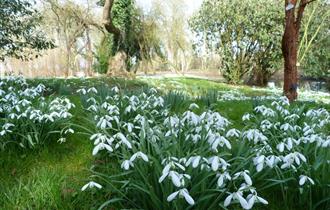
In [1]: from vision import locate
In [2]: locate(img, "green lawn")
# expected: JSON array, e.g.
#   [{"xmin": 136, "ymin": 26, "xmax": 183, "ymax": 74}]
[{"xmin": 1, "ymin": 76, "xmax": 329, "ymax": 209}]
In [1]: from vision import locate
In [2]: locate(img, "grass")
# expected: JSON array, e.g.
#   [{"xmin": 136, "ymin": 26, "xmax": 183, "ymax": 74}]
[
  {"xmin": 1, "ymin": 76, "xmax": 329, "ymax": 209},
  {"xmin": 0, "ymin": 95, "xmax": 94, "ymax": 209}
]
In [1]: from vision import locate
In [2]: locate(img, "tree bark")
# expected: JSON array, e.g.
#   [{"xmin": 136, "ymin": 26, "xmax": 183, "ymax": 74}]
[
  {"xmin": 103, "ymin": 0, "xmax": 121, "ymax": 40},
  {"xmin": 282, "ymin": 3, "xmax": 298, "ymax": 101},
  {"xmin": 86, "ymin": 27, "xmax": 93, "ymax": 76},
  {"xmin": 282, "ymin": 0, "xmax": 316, "ymax": 102}
]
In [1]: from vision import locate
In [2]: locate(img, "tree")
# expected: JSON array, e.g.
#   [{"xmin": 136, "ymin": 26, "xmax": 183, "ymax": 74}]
[
  {"xmin": 102, "ymin": 0, "xmax": 140, "ymax": 73},
  {"xmin": 190, "ymin": 0, "xmax": 283, "ymax": 85},
  {"xmin": 43, "ymin": 0, "xmax": 100, "ymax": 77},
  {"xmin": 0, "ymin": 0, "xmax": 54, "ymax": 61},
  {"xmin": 282, "ymin": 0, "xmax": 317, "ymax": 101},
  {"xmin": 298, "ymin": 0, "xmax": 330, "ymax": 79}
]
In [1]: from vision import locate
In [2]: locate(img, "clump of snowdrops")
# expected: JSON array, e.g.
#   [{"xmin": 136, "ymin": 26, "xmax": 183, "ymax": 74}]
[
  {"xmin": 79, "ymin": 87, "xmax": 330, "ymax": 210},
  {"xmin": 0, "ymin": 76, "xmax": 75, "ymax": 149}
]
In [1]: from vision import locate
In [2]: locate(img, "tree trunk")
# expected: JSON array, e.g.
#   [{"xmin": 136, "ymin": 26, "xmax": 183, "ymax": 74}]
[
  {"xmin": 282, "ymin": 12, "xmax": 298, "ymax": 102},
  {"xmin": 65, "ymin": 46, "xmax": 71, "ymax": 77},
  {"xmin": 86, "ymin": 27, "xmax": 93, "ymax": 76},
  {"xmin": 282, "ymin": 0, "xmax": 315, "ymax": 102}
]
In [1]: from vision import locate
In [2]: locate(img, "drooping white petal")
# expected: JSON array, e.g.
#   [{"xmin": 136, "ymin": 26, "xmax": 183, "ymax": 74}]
[
  {"xmin": 224, "ymin": 194, "xmax": 233, "ymax": 207},
  {"xmin": 170, "ymin": 171, "xmax": 182, "ymax": 187},
  {"xmin": 81, "ymin": 183, "xmax": 90, "ymax": 191},
  {"xmin": 243, "ymin": 173, "xmax": 253, "ymax": 186},
  {"xmin": 167, "ymin": 191, "xmax": 179, "ymax": 202},
  {"xmin": 181, "ymin": 189, "xmax": 195, "ymax": 205},
  {"xmin": 257, "ymin": 196, "xmax": 268, "ymax": 205},
  {"xmin": 236, "ymin": 193, "xmax": 249, "ymax": 209}
]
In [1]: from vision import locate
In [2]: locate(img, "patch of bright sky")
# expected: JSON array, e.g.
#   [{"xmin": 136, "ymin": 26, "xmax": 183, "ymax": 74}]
[{"xmin": 136, "ymin": 0, "xmax": 203, "ymax": 15}]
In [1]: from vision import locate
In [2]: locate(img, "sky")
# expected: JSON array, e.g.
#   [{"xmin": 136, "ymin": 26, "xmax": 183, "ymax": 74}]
[{"xmin": 135, "ymin": 0, "xmax": 203, "ymax": 15}]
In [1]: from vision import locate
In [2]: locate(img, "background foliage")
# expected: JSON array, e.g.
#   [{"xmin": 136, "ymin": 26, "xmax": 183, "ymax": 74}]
[
  {"xmin": 0, "ymin": 0, "xmax": 54, "ymax": 60},
  {"xmin": 190, "ymin": 0, "xmax": 283, "ymax": 85}
]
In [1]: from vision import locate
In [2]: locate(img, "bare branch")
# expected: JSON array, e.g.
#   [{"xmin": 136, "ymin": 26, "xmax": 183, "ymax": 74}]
[
  {"xmin": 102, "ymin": 0, "xmax": 121, "ymax": 37},
  {"xmin": 295, "ymin": 0, "xmax": 316, "ymax": 32}
]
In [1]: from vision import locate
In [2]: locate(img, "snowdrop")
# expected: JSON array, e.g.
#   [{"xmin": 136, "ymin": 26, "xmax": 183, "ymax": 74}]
[
  {"xmin": 208, "ymin": 156, "xmax": 230, "ymax": 171},
  {"xmin": 299, "ymin": 175, "xmax": 315, "ymax": 186},
  {"xmin": 243, "ymin": 129, "xmax": 267, "ymax": 144},
  {"xmin": 216, "ymin": 171, "xmax": 231, "ymax": 187},
  {"xmin": 189, "ymin": 103, "xmax": 199, "ymax": 110},
  {"xmin": 233, "ymin": 170, "xmax": 253, "ymax": 186},
  {"xmin": 167, "ymin": 188, "xmax": 195, "ymax": 205},
  {"xmin": 92, "ymin": 142, "xmax": 113, "ymax": 155},
  {"xmin": 81, "ymin": 181, "xmax": 102, "ymax": 191},
  {"xmin": 224, "ymin": 190, "xmax": 249, "ymax": 209},
  {"xmin": 64, "ymin": 128, "xmax": 74, "ymax": 134},
  {"xmin": 226, "ymin": 128, "xmax": 241, "ymax": 138},
  {"xmin": 87, "ymin": 87, "xmax": 98, "ymax": 94},
  {"xmin": 77, "ymin": 88, "xmax": 87, "ymax": 95},
  {"xmin": 130, "ymin": 151, "xmax": 149, "ymax": 162},
  {"xmin": 111, "ymin": 86, "xmax": 119, "ymax": 93},
  {"xmin": 281, "ymin": 152, "xmax": 307, "ymax": 169},
  {"xmin": 246, "ymin": 189, "xmax": 268, "ymax": 209}
]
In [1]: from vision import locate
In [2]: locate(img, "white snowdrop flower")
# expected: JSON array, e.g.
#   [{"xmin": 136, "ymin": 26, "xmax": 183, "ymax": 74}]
[
  {"xmin": 130, "ymin": 151, "xmax": 149, "ymax": 162},
  {"xmin": 224, "ymin": 191, "xmax": 249, "ymax": 209},
  {"xmin": 57, "ymin": 137, "xmax": 66, "ymax": 143},
  {"xmin": 0, "ymin": 130, "xmax": 7, "ymax": 136},
  {"xmin": 64, "ymin": 128, "xmax": 74, "ymax": 134},
  {"xmin": 149, "ymin": 88, "xmax": 158, "ymax": 94},
  {"xmin": 186, "ymin": 156, "xmax": 202, "ymax": 168},
  {"xmin": 281, "ymin": 152, "xmax": 307, "ymax": 169},
  {"xmin": 260, "ymin": 120, "xmax": 273, "ymax": 130},
  {"xmin": 8, "ymin": 113, "xmax": 18, "ymax": 119},
  {"xmin": 281, "ymin": 109, "xmax": 290, "ymax": 116},
  {"xmin": 182, "ymin": 111, "xmax": 200, "ymax": 125},
  {"xmin": 254, "ymin": 106, "xmax": 276, "ymax": 117},
  {"xmin": 121, "ymin": 160, "xmax": 133, "ymax": 170},
  {"xmin": 277, "ymin": 142, "xmax": 285, "ymax": 152},
  {"xmin": 173, "ymin": 162, "xmax": 186, "ymax": 171},
  {"xmin": 87, "ymin": 87, "xmax": 98, "ymax": 94},
  {"xmin": 299, "ymin": 175, "xmax": 315, "ymax": 186},
  {"xmin": 96, "ymin": 116, "xmax": 112, "ymax": 129},
  {"xmin": 246, "ymin": 191, "xmax": 268, "ymax": 209},
  {"xmin": 169, "ymin": 171, "xmax": 183, "ymax": 187},
  {"xmin": 87, "ymin": 97, "xmax": 97, "ymax": 105},
  {"xmin": 226, "ymin": 129, "xmax": 240, "ymax": 138},
  {"xmin": 167, "ymin": 188, "xmax": 195, "ymax": 206},
  {"xmin": 164, "ymin": 116, "xmax": 180, "ymax": 127},
  {"xmin": 284, "ymin": 114, "xmax": 300, "ymax": 122},
  {"xmin": 115, "ymin": 133, "xmax": 132, "ymax": 149},
  {"xmin": 2, "ymin": 123, "xmax": 14, "ymax": 130},
  {"xmin": 124, "ymin": 122, "xmax": 134, "ymax": 133},
  {"xmin": 208, "ymin": 156, "xmax": 230, "ymax": 171},
  {"xmin": 159, "ymin": 164, "xmax": 172, "ymax": 183},
  {"xmin": 280, "ymin": 123, "xmax": 294, "ymax": 132},
  {"xmin": 253, "ymin": 155, "xmax": 265, "ymax": 172},
  {"xmin": 19, "ymin": 99, "xmax": 31, "ymax": 107},
  {"xmin": 189, "ymin": 103, "xmax": 199, "ymax": 110},
  {"xmin": 92, "ymin": 142, "xmax": 113, "ymax": 156},
  {"xmin": 77, "ymin": 88, "xmax": 87, "ymax": 95},
  {"xmin": 217, "ymin": 171, "xmax": 231, "ymax": 187},
  {"xmin": 87, "ymin": 105, "xmax": 98, "ymax": 112},
  {"xmin": 111, "ymin": 86, "xmax": 119, "ymax": 93},
  {"xmin": 233, "ymin": 170, "xmax": 253, "ymax": 186},
  {"xmin": 322, "ymin": 139, "xmax": 330, "ymax": 147},
  {"xmin": 81, "ymin": 181, "xmax": 102, "ymax": 191},
  {"xmin": 125, "ymin": 105, "xmax": 133, "ymax": 113},
  {"xmin": 243, "ymin": 129, "xmax": 267, "ymax": 144}
]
